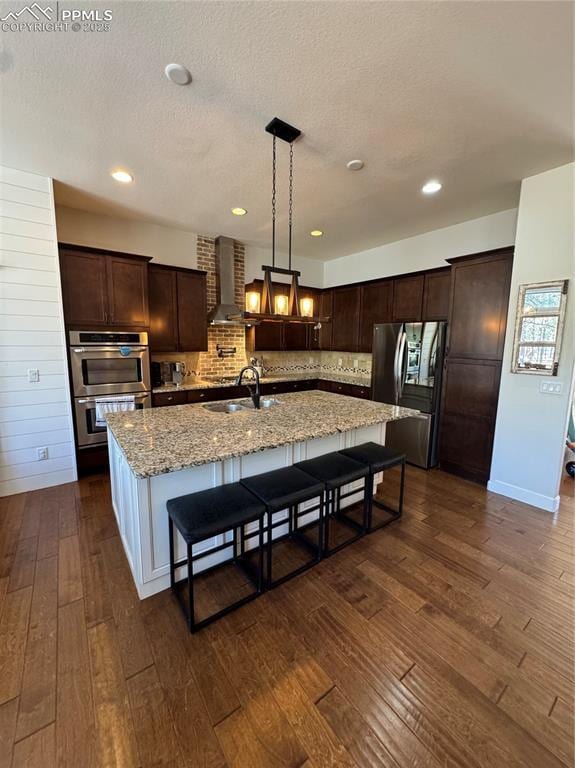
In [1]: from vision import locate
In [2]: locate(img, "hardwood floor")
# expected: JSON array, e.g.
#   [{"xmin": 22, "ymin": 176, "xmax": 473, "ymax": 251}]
[{"xmin": 0, "ymin": 466, "xmax": 573, "ymax": 768}]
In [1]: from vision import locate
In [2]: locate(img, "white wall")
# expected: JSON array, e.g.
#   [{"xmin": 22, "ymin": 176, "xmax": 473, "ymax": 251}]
[
  {"xmin": 489, "ymin": 164, "xmax": 575, "ymax": 512},
  {"xmin": 0, "ymin": 166, "xmax": 76, "ymax": 496},
  {"xmin": 324, "ymin": 209, "xmax": 518, "ymax": 286},
  {"xmin": 55, "ymin": 205, "xmax": 198, "ymax": 269},
  {"xmin": 244, "ymin": 244, "xmax": 324, "ymax": 288}
]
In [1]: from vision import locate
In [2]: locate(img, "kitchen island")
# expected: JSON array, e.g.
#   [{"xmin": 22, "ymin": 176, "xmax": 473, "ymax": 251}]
[{"xmin": 106, "ymin": 390, "xmax": 417, "ymax": 598}]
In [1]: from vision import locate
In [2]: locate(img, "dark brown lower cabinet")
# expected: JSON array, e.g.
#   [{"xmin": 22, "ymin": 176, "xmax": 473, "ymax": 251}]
[
  {"xmin": 152, "ymin": 379, "xmax": 370, "ymax": 407},
  {"xmin": 439, "ymin": 359, "xmax": 503, "ymax": 484},
  {"xmin": 318, "ymin": 380, "xmax": 371, "ymax": 399},
  {"xmin": 439, "ymin": 248, "xmax": 513, "ymax": 484}
]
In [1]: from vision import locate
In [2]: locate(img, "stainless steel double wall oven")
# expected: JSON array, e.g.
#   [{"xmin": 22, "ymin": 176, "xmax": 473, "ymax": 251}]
[{"xmin": 69, "ymin": 330, "xmax": 151, "ymax": 448}]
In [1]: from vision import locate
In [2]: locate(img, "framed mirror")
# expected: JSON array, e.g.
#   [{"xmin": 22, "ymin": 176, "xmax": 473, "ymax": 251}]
[{"xmin": 511, "ymin": 280, "xmax": 569, "ymax": 375}]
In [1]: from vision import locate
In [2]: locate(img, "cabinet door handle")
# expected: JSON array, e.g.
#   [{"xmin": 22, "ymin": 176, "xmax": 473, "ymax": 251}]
[
  {"xmin": 199, "ymin": 393, "xmax": 205, "ymax": 398},
  {"xmin": 167, "ymin": 396, "xmax": 174, "ymax": 401}
]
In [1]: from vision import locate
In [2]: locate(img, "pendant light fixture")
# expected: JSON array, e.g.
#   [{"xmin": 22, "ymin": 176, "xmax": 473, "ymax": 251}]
[{"xmin": 246, "ymin": 117, "xmax": 328, "ymax": 326}]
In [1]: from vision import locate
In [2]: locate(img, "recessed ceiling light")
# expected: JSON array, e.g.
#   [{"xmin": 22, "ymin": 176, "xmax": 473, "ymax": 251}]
[
  {"xmin": 422, "ymin": 179, "xmax": 442, "ymax": 195},
  {"xmin": 231, "ymin": 207, "xmax": 247, "ymax": 216},
  {"xmin": 346, "ymin": 159, "xmax": 364, "ymax": 171},
  {"xmin": 111, "ymin": 170, "xmax": 133, "ymax": 184},
  {"xmin": 164, "ymin": 63, "xmax": 192, "ymax": 86},
  {"xmin": 310, "ymin": 230, "xmax": 323, "ymax": 237}
]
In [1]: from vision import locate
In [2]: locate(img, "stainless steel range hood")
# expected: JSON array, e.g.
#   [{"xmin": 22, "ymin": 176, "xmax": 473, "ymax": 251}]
[{"xmin": 206, "ymin": 236, "xmax": 249, "ymax": 325}]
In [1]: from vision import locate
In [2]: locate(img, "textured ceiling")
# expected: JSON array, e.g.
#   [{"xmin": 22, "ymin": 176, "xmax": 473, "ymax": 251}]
[{"xmin": 0, "ymin": 0, "xmax": 573, "ymax": 260}]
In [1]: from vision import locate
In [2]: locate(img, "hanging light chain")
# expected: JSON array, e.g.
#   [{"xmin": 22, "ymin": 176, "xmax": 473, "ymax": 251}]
[
  {"xmin": 288, "ymin": 142, "xmax": 294, "ymax": 271},
  {"xmin": 271, "ymin": 134, "xmax": 277, "ymax": 268}
]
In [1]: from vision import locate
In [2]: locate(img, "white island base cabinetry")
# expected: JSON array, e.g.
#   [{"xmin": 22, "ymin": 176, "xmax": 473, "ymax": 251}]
[{"xmin": 109, "ymin": 423, "xmax": 385, "ymax": 599}]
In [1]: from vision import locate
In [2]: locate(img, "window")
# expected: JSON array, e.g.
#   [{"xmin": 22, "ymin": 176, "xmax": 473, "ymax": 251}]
[{"xmin": 511, "ymin": 280, "xmax": 568, "ymax": 375}]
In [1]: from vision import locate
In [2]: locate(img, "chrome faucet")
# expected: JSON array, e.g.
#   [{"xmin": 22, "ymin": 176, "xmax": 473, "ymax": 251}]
[{"xmin": 236, "ymin": 365, "xmax": 261, "ymax": 409}]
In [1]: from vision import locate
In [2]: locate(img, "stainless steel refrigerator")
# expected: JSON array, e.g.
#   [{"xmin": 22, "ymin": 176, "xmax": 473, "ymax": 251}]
[{"xmin": 371, "ymin": 321, "xmax": 447, "ymax": 468}]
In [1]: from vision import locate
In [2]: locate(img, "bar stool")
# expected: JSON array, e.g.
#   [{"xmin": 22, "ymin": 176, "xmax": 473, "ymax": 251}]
[
  {"xmin": 167, "ymin": 483, "xmax": 266, "ymax": 633},
  {"xmin": 339, "ymin": 442, "xmax": 405, "ymax": 531},
  {"xmin": 241, "ymin": 466, "xmax": 324, "ymax": 587},
  {"xmin": 294, "ymin": 452, "xmax": 369, "ymax": 556}
]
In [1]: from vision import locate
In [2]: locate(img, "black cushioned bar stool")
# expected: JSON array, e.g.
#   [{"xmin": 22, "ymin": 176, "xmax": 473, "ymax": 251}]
[
  {"xmin": 339, "ymin": 442, "xmax": 405, "ymax": 531},
  {"xmin": 240, "ymin": 467, "xmax": 325, "ymax": 587},
  {"xmin": 167, "ymin": 483, "xmax": 266, "ymax": 633},
  {"xmin": 294, "ymin": 452, "xmax": 369, "ymax": 556}
]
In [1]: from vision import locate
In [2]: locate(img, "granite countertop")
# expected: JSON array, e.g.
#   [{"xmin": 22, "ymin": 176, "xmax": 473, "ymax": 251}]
[
  {"xmin": 152, "ymin": 371, "xmax": 371, "ymax": 394},
  {"xmin": 106, "ymin": 390, "xmax": 418, "ymax": 479}
]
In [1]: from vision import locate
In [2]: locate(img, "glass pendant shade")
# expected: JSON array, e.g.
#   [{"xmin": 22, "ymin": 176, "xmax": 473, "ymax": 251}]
[
  {"xmin": 245, "ymin": 291, "xmax": 261, "ymax": 313},
  {"xmin": 300, "ymin": 297, "xmax": 314, "ymax": 317},
  {"xmin": 274, "ymin": 294, "xmax": 289, "ymax": 315}
]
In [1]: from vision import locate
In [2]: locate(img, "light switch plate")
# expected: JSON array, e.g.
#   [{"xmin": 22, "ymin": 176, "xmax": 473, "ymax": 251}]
[
  {"xmin": 37, "ymin": 447, "xmax": 48, "ymax": 460},
  {"xmin": 27, "ymin": 368, "xmax": 40, "ymax": 383},
  {"xmin": 539, "ymin": 380, "xmax": 563, "ymax": 395}
]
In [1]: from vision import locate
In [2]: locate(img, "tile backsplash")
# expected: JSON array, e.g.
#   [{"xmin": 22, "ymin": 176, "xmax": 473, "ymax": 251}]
[
  {"xmin": 154, "ymin": 325, "xmax": 248, "ymax": 379},
  {"xmin": 153, "ymin": 345, "xmax": 372, "ymax": 383},
  {"xmin": 260, "ymin": 350, "xmax": 372, "ymax": 381}
]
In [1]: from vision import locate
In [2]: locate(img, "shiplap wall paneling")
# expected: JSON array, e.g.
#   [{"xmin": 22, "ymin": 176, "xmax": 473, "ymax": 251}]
[{"xmin": 0, "ymin": 165, "xmax": 76, "ymax": 496}]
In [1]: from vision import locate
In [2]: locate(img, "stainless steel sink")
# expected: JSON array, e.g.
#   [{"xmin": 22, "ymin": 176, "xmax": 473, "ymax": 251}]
[
  {"xmin": 202, "ymin": 401, "xmax": 247, "ymax": 413},
  {"xmin": 202, "ymin": 398, "xmax": 280, "ymax": 413}
]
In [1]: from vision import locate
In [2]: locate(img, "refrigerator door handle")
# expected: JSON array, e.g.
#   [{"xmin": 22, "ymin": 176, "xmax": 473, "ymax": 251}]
[
  {"xmin": 393, "ymin": 330, "xmax": 405, "ymax": 404},
  {"xmin": 399, "ymin": 331, "xmax": 408, "ymax": 399}
]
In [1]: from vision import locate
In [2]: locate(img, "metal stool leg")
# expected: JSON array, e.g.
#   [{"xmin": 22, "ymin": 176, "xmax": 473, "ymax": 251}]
[
  {"xmin": 258, "ymin": 517, "xmax": 265, "ymax": 593},
  {"xmin": 266, "ymin": 510, "xmax": 273, "ymax": 587},
  {"xmin": 187, "ymin": 542, "xmax": 195, "ymax": 633},
  {"xmin": 368, "ymin": 461, "xmax": 405, "ymax": 532},
  {"xmin": 168, "ymin": 518, "xmax": 175, "ymax": 591},
  {"xmin": 398, "ymin": 460, "xmax": 405, "ymax": 519}
]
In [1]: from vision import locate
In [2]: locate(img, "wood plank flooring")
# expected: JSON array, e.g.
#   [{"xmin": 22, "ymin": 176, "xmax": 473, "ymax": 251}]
[{"xmin": 0, "ymin": 466, "xmax": 573, "ymax": 767}]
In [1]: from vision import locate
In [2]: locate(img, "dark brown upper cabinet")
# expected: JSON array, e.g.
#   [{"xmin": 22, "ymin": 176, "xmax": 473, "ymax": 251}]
[
  {"xmin": 283, "ymin": 320, "xmax": 308, "ymax": 351},
  {"xmin": 59, "ymin": 245, "xmax": 150, "ymax": 328},
  {"xmin": 332, "ymin": 286, "xmax": 360, "ymax": 352},
  {"xmin": 392, "ymin": 275, "xmax": 424, "ymax": 322},
  {"xmin": 247, "ymin": 321, "xmax": 284, "ymax": 351},
  {"xmin": 358, "ymin": 280, "xmax": 394, "ymax": 352},
  {"xmin": 59, "ymin": 248, "xmax": 108, "ymax": 326},
  {"xmin": 447, "ymin": 252, "xmax": 513, "ymax": 361},
  {"xmin": 422, "ymin": 269, "xmax": 451, "ymax": 321},
  {"xmin": 177, "ymin": 270, "xmax": 208, "ymax": 351},
  {"xmin": 149, "ymin": 264, "xmax": 207, "ymax": 352},
  {"xmin": 107, "ymin": 255, "xmax": 149, "ymax": 327},
  {"xmin": 148, "ymin": 266, "xmax": 177, "ymax": 351}
]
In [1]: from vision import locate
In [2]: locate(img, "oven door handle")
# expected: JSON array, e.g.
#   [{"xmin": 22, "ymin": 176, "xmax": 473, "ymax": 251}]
[
  {"xmin": 77, "ymin": 394, "xmax": 150, "ymax": 405},
  {"xmin": 71, "ymin": 346, "xmax": 149, "ymax": 354}
]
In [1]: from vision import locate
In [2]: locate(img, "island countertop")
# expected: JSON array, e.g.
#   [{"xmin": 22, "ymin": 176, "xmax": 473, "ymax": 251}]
[{"xmin": 105, "ymin": 390, "xmax": 418, "ymax": 479}]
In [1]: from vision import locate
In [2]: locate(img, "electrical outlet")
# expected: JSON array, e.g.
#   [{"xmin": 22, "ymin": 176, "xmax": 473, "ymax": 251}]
[
  {"xmin": 338, "ymin": 358, "xmax": 343, "ymax": 368},
  {"xmin": 37, "ymin": 447, "xmax": 48, "ymax": 461},
  {"xmin": 539, "ymin": 380, "xmax": 563, "ymax": 395},
  {"xmin": 353, "ymin": 359, "xmax": 359, "ymax": 369},
  {"xmin": 27, "ymin": 368, "xmax": 40, "ymax": 383}
]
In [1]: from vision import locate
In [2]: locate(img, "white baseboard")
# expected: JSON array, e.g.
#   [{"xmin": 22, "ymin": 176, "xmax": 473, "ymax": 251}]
[{"xmin": 487, "ymin": 479, "xmax": 560, "ymax": 513}]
